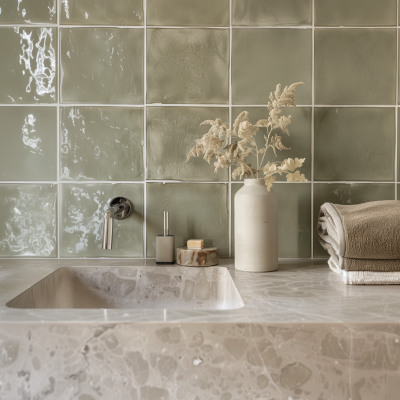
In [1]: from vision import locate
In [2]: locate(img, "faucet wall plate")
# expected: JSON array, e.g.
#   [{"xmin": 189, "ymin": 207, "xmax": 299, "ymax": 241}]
[{"xmin": 108, "ymin": 197, "xmax": 132, "ymax": 220}]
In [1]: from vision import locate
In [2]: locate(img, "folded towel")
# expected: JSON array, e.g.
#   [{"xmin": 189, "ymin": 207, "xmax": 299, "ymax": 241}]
[
  {"xmin": 328, "ymin": 258, "xmax": 400, "ymax": 285},
  {"xmin": 318, "ymin": 200, "xmax": 400, "ymax": 272}
]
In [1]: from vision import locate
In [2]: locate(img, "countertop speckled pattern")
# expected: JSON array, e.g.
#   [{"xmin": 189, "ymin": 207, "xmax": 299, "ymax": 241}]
[
  {"xmin": 1, "ymin": 258, "xmax": 400, "ymax": 323},
  {"xmin": 3, "ymin": 259, "xmax": 400, "ymax": 400}
]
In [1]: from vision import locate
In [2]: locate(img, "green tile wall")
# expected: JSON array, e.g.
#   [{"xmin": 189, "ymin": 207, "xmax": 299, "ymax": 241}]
[
  {"xmin": 60, "ymin": 0, "xmax": 143, "ymax": 25},
  {"xmin": 232, "ymin": 28, "xmax": 312, "ymax": 105},
  {"xmin": 315, "ymin": 0, "xmax": 396, "ymax": 26},
  {"xmin": 146, "ymin": 183, "xmax": 229, "ymax": 258},
  {"xmin": 60, "ymin": 107, "xmax": 144, "ymax": 181},
  {"xmin": 60, "ymin": 183, "xmax": 144, "ymax": 257},
  {"xmin": 146, "ymin": 107, "xmax": 229, "ymax": 181},
  {"xmin": 146, "ymin": 28, "xmax": 229, "ymax": 104},
  {"xmin": 0, "ymin": 0, "xmax": 56, "ymax": 24},
  {"xmin": 0, "ymin": 1, "xmax": 398, "ymax": 258},
  {"xmin": 0, "ymin": 27, "xmax": 57, "ymax": 104},
  {"xmin": 147, "ymin": 0, "xmax": 229, "ymax": 26},
  {"xmin": 0, "ymin": 107, "xmax": 57, "ymax": 181},
  {"xmin": 231, "ymin": 107, "xmax": 312, "ymax": 181},
  {"xmin": 233, "ymin": 0, "xmax": 311, "ymax": 26},
  {"xmin": 315, "ymin": 29, "xmax": 396, "ymax": 105},
  {"xmin": 314, "ymin": 108, "xmax": 395, "ymax": 181}
]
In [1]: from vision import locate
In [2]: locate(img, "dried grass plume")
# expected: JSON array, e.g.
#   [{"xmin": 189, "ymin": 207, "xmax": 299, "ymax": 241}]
[{"xmin": 186, "ymin": 82, "xmax": 308, "ymax": 190}]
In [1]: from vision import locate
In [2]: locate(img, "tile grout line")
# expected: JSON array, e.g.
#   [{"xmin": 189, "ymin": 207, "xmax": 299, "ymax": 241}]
[
  {"xmin": 2, "ymin": 103, "xmax": 399, "ymax": 108},
  {"xmin": 311, "ymin": 0, "xmax": 315, "ymax": 259},
  {"xmin": 57, "ymin": 0, "xmax": 61, "ymax": 259},
  {"xmin": 396, "ymin": 0, "xmax": 399, "ymax": 200},
  {"xmin": 228, "ymin": 0, "xmax": 233, "ymax": 258},
  {"xmin": 144, "ymin": 0, "xmax": 147, "ymax": 259},
  {"xmin": 2, "ymin": 24, "xmax": 399, "ymax": 29},
  {"xmin": 1, "ymin": 180, "xmax": 397, "ymax": 184}
]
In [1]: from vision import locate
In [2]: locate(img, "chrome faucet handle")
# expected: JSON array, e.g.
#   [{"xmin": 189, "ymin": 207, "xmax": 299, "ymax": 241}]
[
  {"xmin": 102, "ymin": 197, "xmax": 132, "ymax": 250},
  {"xmin": 108, "ymin": 197, "xmax": 132, "ymax": 219}
]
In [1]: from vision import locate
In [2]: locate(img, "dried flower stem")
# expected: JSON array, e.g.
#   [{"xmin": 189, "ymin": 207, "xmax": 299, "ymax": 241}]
[{"xmin": 186, "ymin": 82, "xmax": 308, "ymax": 190}]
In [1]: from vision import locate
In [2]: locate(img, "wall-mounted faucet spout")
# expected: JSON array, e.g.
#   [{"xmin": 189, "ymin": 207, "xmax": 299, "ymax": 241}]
[{"xmin": 102, "ymin": 197, "xmax": 132, "ymax": 250}]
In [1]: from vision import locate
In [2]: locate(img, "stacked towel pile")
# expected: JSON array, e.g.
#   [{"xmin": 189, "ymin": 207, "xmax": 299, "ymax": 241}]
[{"xmin": 317, "ymin": 200, "xmax": 400, "ymax": 285}]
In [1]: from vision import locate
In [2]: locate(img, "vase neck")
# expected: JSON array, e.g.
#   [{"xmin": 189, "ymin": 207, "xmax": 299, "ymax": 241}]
[{"xmin": 243, "ymin": 178, "xmax": 265, "ymax": 187}]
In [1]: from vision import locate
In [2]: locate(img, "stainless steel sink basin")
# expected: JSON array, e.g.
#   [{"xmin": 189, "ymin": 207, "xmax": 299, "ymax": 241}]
[{"xmin": 7, "ymin": 266, "xmax": 243, "ymax": 310}]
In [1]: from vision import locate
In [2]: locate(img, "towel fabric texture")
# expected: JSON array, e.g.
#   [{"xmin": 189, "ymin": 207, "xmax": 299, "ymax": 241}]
[{"xmin": 318, "ymin": 200, "xmax": 400, "ymax": 285}]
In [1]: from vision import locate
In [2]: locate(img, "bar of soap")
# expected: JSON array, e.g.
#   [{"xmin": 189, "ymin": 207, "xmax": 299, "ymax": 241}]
[{"xmin": 187, "ymin": 239, "xmax": 204, "ymax": 249}]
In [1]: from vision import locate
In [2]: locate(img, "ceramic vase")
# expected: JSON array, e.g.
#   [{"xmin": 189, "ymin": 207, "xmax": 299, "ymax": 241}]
[{"xmin": 234, "ymin": 178, "xmax": 278, "ymax": 272}]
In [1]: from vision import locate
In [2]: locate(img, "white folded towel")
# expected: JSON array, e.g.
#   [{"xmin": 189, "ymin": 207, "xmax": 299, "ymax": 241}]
[{"xmin": 328, "ymin": 257, "xmax": 400, "ymax": 285}]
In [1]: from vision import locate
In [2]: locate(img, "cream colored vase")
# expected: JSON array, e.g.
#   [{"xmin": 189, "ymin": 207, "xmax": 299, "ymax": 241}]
[{"xmin": 235, "ymin": 179, "xmax": 278, "ymax": 272}]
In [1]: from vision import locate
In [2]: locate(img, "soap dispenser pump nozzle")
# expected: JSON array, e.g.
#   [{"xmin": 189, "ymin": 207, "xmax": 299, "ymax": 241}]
[{"xmin": 164, "ymin": 211, "xmax": 169, "ymax": 236}]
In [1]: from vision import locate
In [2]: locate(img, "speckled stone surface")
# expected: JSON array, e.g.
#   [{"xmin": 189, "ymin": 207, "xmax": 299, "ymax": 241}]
[
  {"xmin": 177, "ymin": 246, "xmax": 219, "ymax": 266},
  {"xmin": 1, "ymin": 259, "xmax": 400, "ymax": 399}
]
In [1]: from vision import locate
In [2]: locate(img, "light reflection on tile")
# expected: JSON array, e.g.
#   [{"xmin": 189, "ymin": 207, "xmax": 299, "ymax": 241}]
[
  {"xmin": 0, "ymin": 107, "xmax": 57, "ymax": 181},
  {"xmin": 0, "ymin": 184, "xmax": 57, "ymax": 257},
  {"xmin": 315, "ymin": 0, "xmax": 396, "ymax": 26},
  {"xmin": 232, "ymin": 29, "xmax": 311, "ymax": 105},
  {"xmin": 398, "ymin": 110, "xmax": 400, "ymax": 179},
  {"xmin": 231, "ymin": 107, "xmax": 311, "ymax": 181},
  {"xmin": 0, "ymin": 0, "xmax": 56, "ymax": 24},
  {"xmin": 233, "ymin": 0, "xmax": 311, "ymax": 26},
  {"xmin": 232, "ymin": 183, "xmax": 311, "ymax": 258},
  {"xmin": 314, "ymin": 108, "xmax": 395, "ymax": 181},
  {"xmin": 313, "ymin": 183, "xmax": 395, "ymax": 257},
  {"xmin": 60, "ymin": 0, "xmax": 143, "ymax": 25},
  {"xmin": 146, "ymin": 183, "xmax": 229, "ymax": 257},
  {"xmin": 315, "ymin": 29, "xmax": 396, "ymax": 105},
  {"xmin": 147, "ymin": 29, "xmax": 229, "ymax": 104},
  {"xmin": 147, "ymin": 0, "xmax": 229, "ymax": 26},
  {"xmin": 146, "ymin": 107, "xmax": 229, "ymax": 181},
  {"xmin": 60, "ymin": 107, "xmax": 144, "ymax": 181},
  {"xmin": 60, "ymin": 28, "xmax": 144, "ymax": 104},
  {"xmin": 60, "ymin": 183, "xmax": 144, "ymax": 258},
  {"xmin": 0, "ymin": 27, "xmax": 57, "ymax": 104}
]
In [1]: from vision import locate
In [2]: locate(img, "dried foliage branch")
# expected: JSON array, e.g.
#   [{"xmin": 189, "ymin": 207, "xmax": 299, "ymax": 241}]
[{"xmin": 186, "ymin": 82, "xmax": 308, "ymax": 190}]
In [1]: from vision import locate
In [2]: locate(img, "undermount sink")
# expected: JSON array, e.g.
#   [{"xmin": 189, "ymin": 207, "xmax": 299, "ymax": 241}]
[{"xmin": 7, "ymin": 266, "xmax": 243, "ymax": 310}]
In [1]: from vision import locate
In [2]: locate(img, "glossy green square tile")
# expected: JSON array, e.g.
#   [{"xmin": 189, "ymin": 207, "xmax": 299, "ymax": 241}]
[
  {"xmin": 314, "ymin": 108, "xmax": 395, "ymax": 181},
  {"xmin": 60, "ymin": 28, "xmax": 144, "ymax": 104},
  {"xmin": 232, "ymin": 29, "xmax": 311, "ymax": 105},
  {"xmin": 60, "ymin": 0, "xmax": 143, "ymax": 25},
  {"xmin": 313, "ymin": 183, "xmax": 395, "ymax": 257},
  {"xmin": 315, "ymin": 29, "xmax": 396, "ymax": 105},
  {"xmin": 0, "ymin": 27, "xmax": 57, "ymax": 104},
  {"xmin": 60, "ymin": 107, "xmax": 144, "ymax": 181},
  {"xmin": 147, "ymin": 0, "xmax": 229, "ymax": 26},
  {"xmin": 232, "ymin": 183, "xmax": 311, "ymax": 258},
  {"xmin": 146, "ymin": 183, "xmax": 228, "ymax": 257},
  {"xmin": 147, "ymin": 29, "xmax": 229, "ymax": 104},
  {"xmin": 232, "ymin": 107, "xmax": 311, "ymax": 181},
  {"xmin": 0, "ymin": 0, "xmax": 56, "ymax": 24},
  {"xmin": 0, "ymin": 107, "xmax": 57, "ymax": 181},
  {"xmin": 147, "ymin": 107, "xmax": 229, "ymax": 181},
  {"xmin": 0, "ymin": 184, "xmax": 57, "ymax": 257},
  {"xmin": 315, "ymin": 0, "xmax": 396, "ymax": 26},
  {"xmin": 60, "ymin": 183, "xmax": 144, "ymax": 257},
  {"xmin": 233, "ymin": 0, "xmax": 311, "ymax": 26},
  {"xmin": 398, "ymin": 110, "xmax": 400, "ymax": 178}
]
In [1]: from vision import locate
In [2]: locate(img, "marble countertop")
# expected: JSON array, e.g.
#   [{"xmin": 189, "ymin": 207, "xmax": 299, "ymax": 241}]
[{"xmin": 1, "ymin": 258, "xmax": 400, "ymax": 323}]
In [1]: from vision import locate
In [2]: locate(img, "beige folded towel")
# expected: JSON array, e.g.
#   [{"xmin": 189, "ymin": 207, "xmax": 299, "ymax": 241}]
[{"xmin": 318, "ymin": 200, "xmax": 400, "ymax": 272}]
